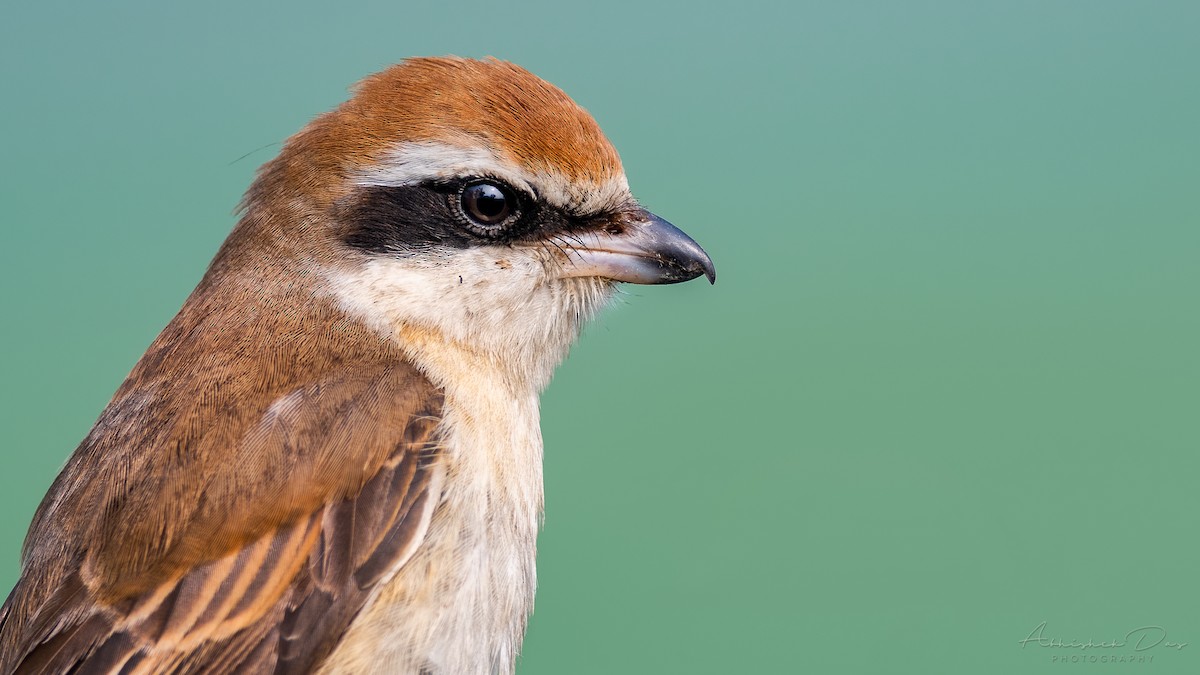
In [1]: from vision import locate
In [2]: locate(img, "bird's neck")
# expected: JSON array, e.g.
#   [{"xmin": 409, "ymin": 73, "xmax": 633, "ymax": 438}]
[{"xmin": 393, "ymin": 322, "xmax": 560, "ymax": 395}]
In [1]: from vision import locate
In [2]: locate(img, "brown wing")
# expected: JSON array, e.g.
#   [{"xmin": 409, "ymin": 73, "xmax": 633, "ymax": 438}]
[{"xmin": 0, "ymin": 352, "xmax": 444, "ymax": 674}]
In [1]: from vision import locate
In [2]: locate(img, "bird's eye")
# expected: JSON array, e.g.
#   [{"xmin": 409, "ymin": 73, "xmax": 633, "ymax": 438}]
[{"xmin": 457, "ymin": 180, "xmax": 518, "ymax": 233}]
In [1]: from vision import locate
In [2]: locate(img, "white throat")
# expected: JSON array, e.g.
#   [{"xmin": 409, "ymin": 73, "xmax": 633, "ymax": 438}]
[
  {"xmin": 324, "ymin": 249, "xmax": 612, "ymax": 392},
  {"xmin": 316, "ymin": 251, "xmax": 612, "ymax": 674}
]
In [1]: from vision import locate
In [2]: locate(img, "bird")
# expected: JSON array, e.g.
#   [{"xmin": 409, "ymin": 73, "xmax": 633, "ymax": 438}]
[{"xmin": 0, "ymin": 57, "xmax": 714, "ymax": 674}]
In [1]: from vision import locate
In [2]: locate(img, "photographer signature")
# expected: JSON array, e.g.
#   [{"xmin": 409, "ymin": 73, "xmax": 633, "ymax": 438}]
[{"xmin": 1020, "ymin": 621, "xmax": 1187, "ymax": 651}]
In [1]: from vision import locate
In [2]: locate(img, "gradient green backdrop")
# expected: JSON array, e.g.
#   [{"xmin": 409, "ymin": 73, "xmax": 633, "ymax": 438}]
[{"xmin": 2, "ymin": 2, "xmax": 1197, "ymax": 673}]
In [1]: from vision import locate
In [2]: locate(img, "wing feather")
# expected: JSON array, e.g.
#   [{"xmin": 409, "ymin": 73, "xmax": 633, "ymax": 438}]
[{"xmin": 0, "ymin": 358, "xmax": 444, "ymax": 674}]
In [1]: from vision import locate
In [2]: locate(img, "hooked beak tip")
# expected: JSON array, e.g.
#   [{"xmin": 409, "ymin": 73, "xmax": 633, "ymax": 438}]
[{"xmin": 535, "ymin": 210, "xmax": 716, "ymax": 286}]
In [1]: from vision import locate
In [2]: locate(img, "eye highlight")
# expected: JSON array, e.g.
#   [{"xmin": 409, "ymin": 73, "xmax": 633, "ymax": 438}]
[{"xmin": 456, "ymin": 180, "xmax": 520, "ymax": 235}]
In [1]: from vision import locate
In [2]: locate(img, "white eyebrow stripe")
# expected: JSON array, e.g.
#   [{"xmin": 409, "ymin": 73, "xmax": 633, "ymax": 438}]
[
  {"xmin": 354, "ymin": 141, "xmax": 631, "ymax": 214},
  {"xmin": 355, "ymin": 142, "xmax": 539, "ymax": 201}
]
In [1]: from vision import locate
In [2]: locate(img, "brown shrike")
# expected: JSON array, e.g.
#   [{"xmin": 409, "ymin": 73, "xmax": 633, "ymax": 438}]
[{"xmin": 0, "ymin": 57, "xmax": 714, "ymax": 674}]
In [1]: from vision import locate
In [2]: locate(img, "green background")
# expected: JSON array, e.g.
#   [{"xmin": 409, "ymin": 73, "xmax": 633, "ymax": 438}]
[{"xmin": 2, "ymin": 1, "xmax": 1197, "ymax": 673}]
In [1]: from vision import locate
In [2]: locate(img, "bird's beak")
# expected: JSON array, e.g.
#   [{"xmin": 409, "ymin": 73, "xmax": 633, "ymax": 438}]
[{"xmin": 555, "ymin": 211, "xmax": 716, "ymax": 285}]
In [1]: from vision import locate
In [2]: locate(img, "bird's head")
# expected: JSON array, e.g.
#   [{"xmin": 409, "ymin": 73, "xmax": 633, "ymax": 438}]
[{"xmin": 224, "ymin": 57, "xmax": 714, "ymax": 388}]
